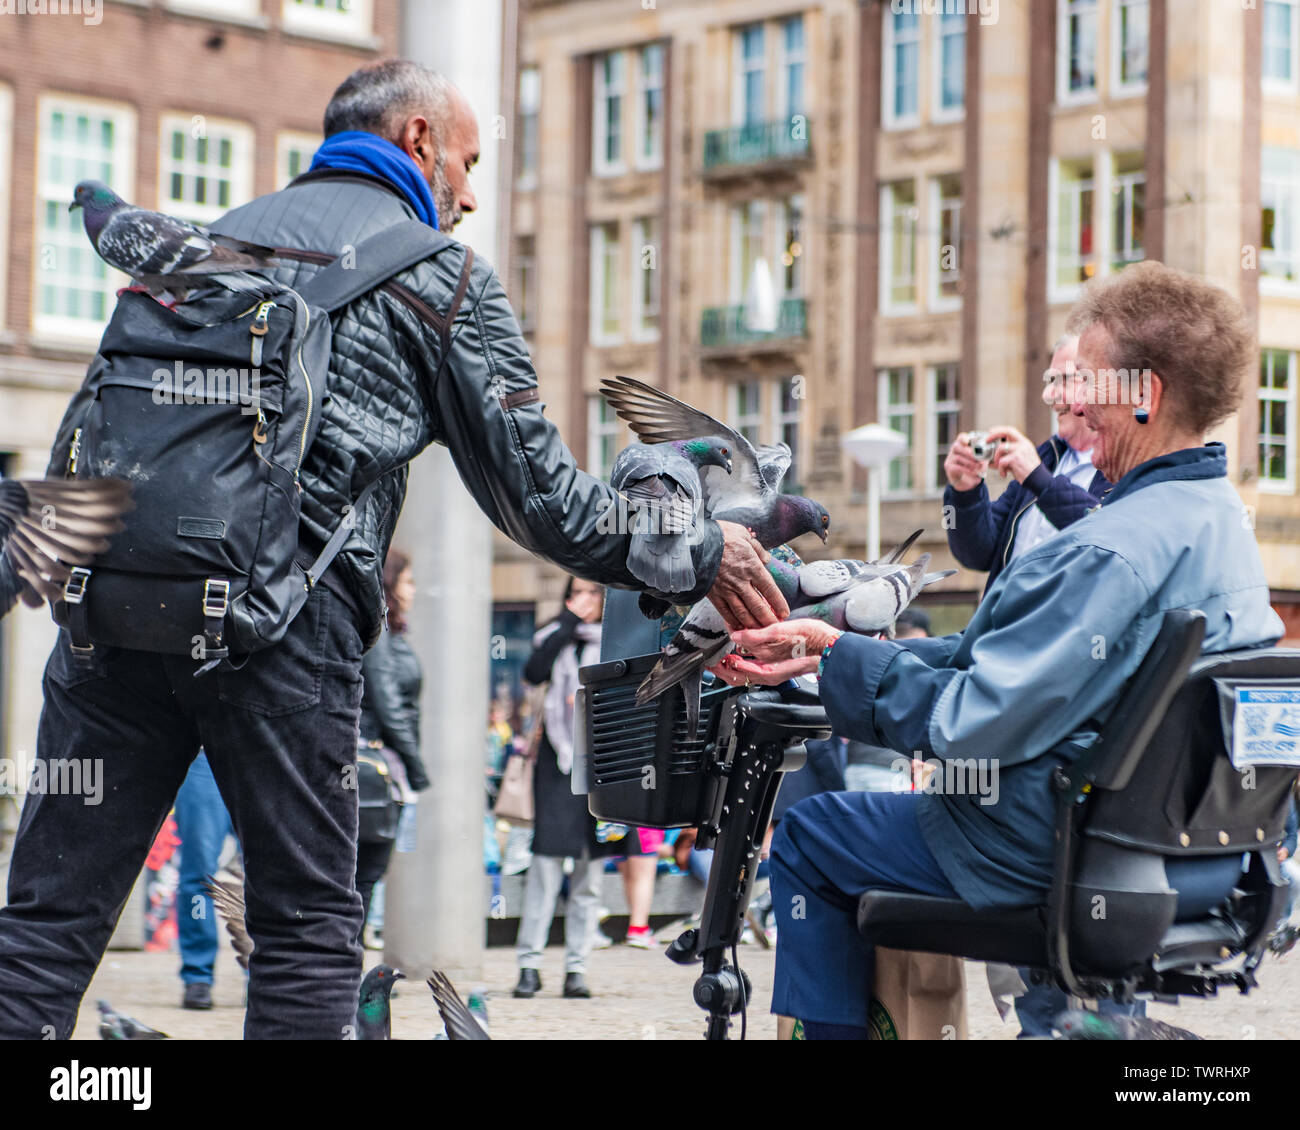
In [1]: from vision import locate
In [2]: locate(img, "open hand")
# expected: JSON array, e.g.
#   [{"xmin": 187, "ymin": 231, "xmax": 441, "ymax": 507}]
[
  {"xmin": 709, "ymin": 619, "xmax": 841, "ymax": 686},
  {"xmin": 705, "ymin": 520, "xmax": 791, "ymax": 632}
]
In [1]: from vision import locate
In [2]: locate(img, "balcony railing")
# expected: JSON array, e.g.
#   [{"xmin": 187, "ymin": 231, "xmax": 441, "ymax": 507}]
[
  {"xmin": 699, "ymin": 297, "xmax": 807, "ymax": 350},
  {"xmin": 702, "ymin": 119, "xmax": 811, "ymax": 172}
]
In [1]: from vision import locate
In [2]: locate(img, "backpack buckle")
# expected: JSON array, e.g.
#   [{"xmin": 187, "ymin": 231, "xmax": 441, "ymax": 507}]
[
  {"xmin": 63, "ymin": 567, "xmax": 91, "ymax": 605},
  {"xmin": 202, "ymin": 578, "xmax": 230, "ymax": 619}
]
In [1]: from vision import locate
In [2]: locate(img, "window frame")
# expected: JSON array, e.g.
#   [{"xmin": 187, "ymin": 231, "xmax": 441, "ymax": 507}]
[
  {"xmin": 158, "ymin": 112, "xmax": 254, "ymax": 227},
  {"xmin": 517, "ymin": 65, "xmax": 541, "ymax": 189},
  {"xmin": 929, "ymin": 173, "xmax": 963, "ymax": 313},
  {"xmin": 877, "ymin": 366, "xmax": 917, "ymax": 497},
  {"xmin": 731, "ymin": 379, "xmax": 765, "ymax": 447},
  {"xmin": 732, "ymin": 23, "xmax": 768, "ymax": 128},
  {"xmin": 879, "ymin": 180, "xmax": 919, "ymax": 315},
  {"xmin": 631, "ymin": 216, "xmax": 661, "ymax": 343},
  {"xmin": 776, "ymin": 14, "xmax": 807, "ymax": 125},
  {"xmin": 593, "ymin": 50, "xmax": 628, "ymax": 178},
  {"xmin": 931, "ymin": 9, "xmax": 967, "ymax": 125},
  {"xmin": 1048, "ymin": 155, "xmax": 1099, "ymax": 304},
  {"xmin": 772, "ymin": 376, "xmax": 802, "ymax": 493},
  {"xmin": 1263, "ymin": 0, "xmax": 1300, "ymax": 95},
  {"xmin": 779, "ymin": 194, "xmax": 805, "ymax": 299},
  {"xmin": 33, "ymin": 93, "xmax": 136, "ymax": 344},
  {"xmin": 275, "ymin": 131, "xmax": 318, "ymax": 191},
  {"xmin": 0, "ymin": 83, "xmax": 12, "ymax": 336},
  {"xmin": 514, "ymin": 234, "xmax": 538, "ymax": 337},
  {"xmin": 589, "ymin": 221, "xmax": 623, "ymax": 346},
  {"xmin": 926, "ymin": 362, "xmax": 962, "ymax": 495},
  {"xmin": 1056, "ymin": 0, "xmax": 1100, "ymax": 106},
  {"xmin": 1258, "ymin": 348, "xmax": 1298, "ymax": 494},
  {"xmin": 1111, "ymin": 0, "xmax": 1150, "ymax": 98},
  {"xmin": 633, "ymin": 44, "xmax": 665, "ymax": 172},
  {"xmin": 882, "ymin": 6, "xmax": 922, "ymax": 131},
  {"xmin": 1261, "ymin": 148, "xmax": 1300, "ymax": 294},
  {"xmin": 280, "ymin": 0, "xmax": 373, "ymax": 45},
  {"xmin": 729, "ymin": 198, "xmax": 769, "ymax": 306},
  {"xmin": 587, "ymin": 395, "xmax": 620, "ymax": 480}
]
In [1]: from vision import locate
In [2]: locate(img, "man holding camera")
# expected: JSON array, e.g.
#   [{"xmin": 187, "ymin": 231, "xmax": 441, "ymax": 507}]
[{"xmin": 943, "ymin": 335, "xmax": 1110, "ymax": 597}]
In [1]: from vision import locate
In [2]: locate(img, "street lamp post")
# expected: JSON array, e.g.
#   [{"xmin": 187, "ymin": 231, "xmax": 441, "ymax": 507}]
[{"xmin": 840, "ymin": 424, "xmax": 908, "ymax": 562}]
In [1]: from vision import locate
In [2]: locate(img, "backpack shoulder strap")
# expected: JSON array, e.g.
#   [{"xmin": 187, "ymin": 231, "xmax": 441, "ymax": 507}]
[{"xmin": 296, "ymin": 219, "xmax": 446, "ymax": 313}]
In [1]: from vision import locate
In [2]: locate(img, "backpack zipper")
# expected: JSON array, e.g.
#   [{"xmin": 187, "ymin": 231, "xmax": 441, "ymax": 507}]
[
  {"xmin": 67, "ymin": 427, "xmax": 82, "ymax": 475},
  {"xmin": 294, "ymin": 302, "xmax": 313, "ymax": 486},
  {"xmin": 250, "ymin": 300, "xmax": 274, "ymax": 367}
]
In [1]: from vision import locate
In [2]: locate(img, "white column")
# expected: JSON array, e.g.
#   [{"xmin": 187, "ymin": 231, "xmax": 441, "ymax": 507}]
[{"xmin": 383, "ymin": 0, "xmax": 504, "ymax": 982}]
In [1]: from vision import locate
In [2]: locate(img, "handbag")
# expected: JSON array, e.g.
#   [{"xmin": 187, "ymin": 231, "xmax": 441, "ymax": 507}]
[
  {"xmin": 357, "ymin": 744, "xmax": 403, "ymax": 844},
  {"xmin": 493, "ymin": 698, "xmax": 543, "ymax": 827}
]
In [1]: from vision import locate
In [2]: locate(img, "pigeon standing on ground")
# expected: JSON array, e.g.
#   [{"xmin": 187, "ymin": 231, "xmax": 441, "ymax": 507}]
[
  {"xmin": 427, "ymin": 972, "xmax": 491, "ymax": 1040},
  {"xmin": 97, "ymin": 1000, "xmax": 169, "ymax": 1041},
  {"xmin": 600, "ymin": 376, "xmax": 830, "ymax": 550},
  {"xmin": 636, "ymin": 534, "xmax": 950, "ymax": 730},
  {"xmin": 610, "ymin": 438, "xmax": 733, "ymax": 598},
  {"xmin": 70, "ymin": 180, "xmax": 278, "ymax": 302},
  {"xmin": 355, "ymin": 964, "xmax": 405, "ymax": 1041},
  {"xmin": 1, "ymin": 477, "xmax": 132, "ymax": 608},
  {"xmin": 1055, "ymin": 1010, "xmax": 1201, "ymax": 1041}
]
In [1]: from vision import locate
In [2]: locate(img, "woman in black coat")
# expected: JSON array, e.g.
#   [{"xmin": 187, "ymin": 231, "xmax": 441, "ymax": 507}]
[{"xmin": 356, "ymin": 549, "xmax": 430, "ymax": 940}]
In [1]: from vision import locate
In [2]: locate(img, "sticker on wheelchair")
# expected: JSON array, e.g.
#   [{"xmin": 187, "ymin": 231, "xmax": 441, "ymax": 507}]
[{"xmin": 1230, "ymin": 687, "xmax": 1300, "ymax": 768}]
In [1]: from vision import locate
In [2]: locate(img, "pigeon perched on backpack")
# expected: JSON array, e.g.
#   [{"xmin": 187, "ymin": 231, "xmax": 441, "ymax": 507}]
[
  {"xmin": 600, "ymin": 376, "xmax": 830, "ymax": 550},
  {"xmin": 70, "ymin": 180, "xmax": 278, "ymax": 302},
  {"xmin": 637, "ymin": 532, "xmax": 951, "ymax": 731},
  {"xmin": 610, "ymin": 438, "xmax": 733, "ymax": 598},
  {"xmin": 0, "ymin": 477, "xmax": 132, "ymax": 609}
]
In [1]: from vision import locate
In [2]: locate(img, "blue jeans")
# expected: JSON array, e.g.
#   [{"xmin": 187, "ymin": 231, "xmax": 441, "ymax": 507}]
[
  {"xmin": 1013, "ymin": 975, "xmax": 1145, "ymax": 1037},
  {"xmin": 174, "ymin": 753, "xmax": 234, "ymax": 985},
  {"xmin": 770, "ymin": 790, "xmax": 959, "ymax": 1028}
]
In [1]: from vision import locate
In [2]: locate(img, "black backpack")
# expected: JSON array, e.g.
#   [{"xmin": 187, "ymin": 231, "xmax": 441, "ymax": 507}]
[{"xmin": 52, "ymin": 219, "xmax": 464, "ymax": 672}]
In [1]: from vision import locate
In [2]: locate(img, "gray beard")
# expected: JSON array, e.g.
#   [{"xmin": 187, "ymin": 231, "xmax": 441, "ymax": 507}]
[{"xmin": 431, "ymin": 152, "xmax": 459, "ymax": 231}]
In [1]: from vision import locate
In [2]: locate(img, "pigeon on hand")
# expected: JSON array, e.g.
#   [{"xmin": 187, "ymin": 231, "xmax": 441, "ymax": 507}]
[
  {"xmin": 610, "ymin": 438, "xmax": 733, "ymax": 599},
  {"xmin": 426, "ymin": 971, "xmax": 491, "ymax": 1040},
  {"xmin": 1054, "ymin": 1010, "xmax": 1201, "ymax": 1040},
  {"xmin": 97, "ymin": 1000, "xmax": 169, "ymax": 1041},
  {"xmin": 356, "ymin": 964, "xmax": 405, "ymax": 1041},
  {"xmin": 636, "ymin": 533, "xmax": 951, "ymax": 730},
  {"xmin": 0, "ymin": 477, "xmax": 132, "ymax": 609},
  {"xmin": 70, "ymin": 180, "xmax": 278, "ymax": 302},
  {"xmin": 600, "ymin": 376, "xmax": 830, "ymax": 549}
]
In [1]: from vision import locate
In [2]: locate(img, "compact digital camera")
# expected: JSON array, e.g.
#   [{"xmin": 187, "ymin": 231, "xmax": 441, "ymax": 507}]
[{"xmin": 967, "ymin": 431, "xmax": 1002, "ymax": 461}]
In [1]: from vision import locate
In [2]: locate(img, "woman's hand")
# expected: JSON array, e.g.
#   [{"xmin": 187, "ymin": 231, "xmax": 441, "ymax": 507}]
[
  {"xmin": 709, "ymin": 619, "xmax": 842, "ymax": 687},
  {"xmin": 987, "ymin": 425, "xmax": 1041, "ymax": 484}
]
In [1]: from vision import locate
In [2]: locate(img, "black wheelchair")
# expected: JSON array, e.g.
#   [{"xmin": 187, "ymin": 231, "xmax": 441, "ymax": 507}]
[{"xmin": 575, "ymin": 590, "xmax": 1300, "ymax": 1040}]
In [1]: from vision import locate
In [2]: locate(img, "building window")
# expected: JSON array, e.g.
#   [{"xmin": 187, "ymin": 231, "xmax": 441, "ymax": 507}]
[
  {"xmin": 632, "ymin": 216, "xmax": 660, "ymax": 341},
  {"xmin": 774, "ymin": 377, "xmax": 802, "ymax": 492},
  {"xmin": 734, "ymin": 24, "xmax": 767, "ymax": 127},
  {"xmin": 635, "ymin": 44, "xmax": 664, "ymax": 170},
  {"xmin": 588, "ymin": 396, "xmax": 619, "ymax": 480},
  {"xmin": 168, "ymin": 0, "xmax": 260, "ymax": 20},
  {"xmin": 1265, "ymin": 0, "xmax": 1299, "ymax": 90},
  {"xmin": 159, "ymin": 115, "xmax": 253, "ymax": 226},
  {"xmin": 1113, "ymin": 0, "xmax": 1149, "ymax": 94},
  {"xmin": 730, "ymin": 199, "xmax": 768, "ymax": 303},
  {"xmin": 934, "ymin": 10, "xmax": 966, "ymax": 121},
  {"xmin": 880, "ymin": 181, "xmax": 918, "ymax": 313},
  {"xmin": 1259, "ymin": 349, "xmax": 1297, "ymax": 492},
  {"xmin": 778, "ymin": 15, "xmax": 806, "ymax": 122},
  {"xmin": 517, "ymin": 66, "xmax": 541, "ymax": 188},
  {"xmin": 882, "ymin": 7, "xmax": 921, "ymax": 129},
  {"xmin": 780, "ymin": 195, "xmax": 805, "ymax": 297},
  {"xmin": 878, "ymin": 367, "xmax": 915, "ymax": 494},
  {"xmin": 928, "ymin": 364, "xmax": 962, "ymax": 493},
  {"xmin": 732, "ymin": 381, "xmax": 764, "ymax": 446},
  {"xmin": 281, "ymin": 0, "xmax": 372, "ymax": 42},
  {"xmin": 1051, "ymin": 157, "xmax": 1096, "ymax": 294},
  {"xmin": 593, "ymin": 51, "xmax": 627, "ymax": 177},
  {"xmin": 589, "ymin": 222, "xmax": 621, "ymax": 345},
  {"xmin": 34, "ymin": 95, "xmax": 135, "ymax": 342},
  {"xmin": 931, "ymin": 173, "xmax": 962, "ymax": 308},
  {"xmin": 0, "ymin": 84, "xmax": 12, "ymax": 333},
  {"xmin": 513, "ymin": 235, "xmax": 538, "ymax": 335},
  {"xmin": 1263, "ymin": 148, "xmax": 1300, "ymax": 285},
  {"xmin": 1111, "ymin": 152, "xmax": 1145, "ymax": 269},
  {"xmin": 276, "ymin": 132, "xmax": 317, "ymax": 190},
  {"xmin": 1058, "ymin": 0, "xmax": 1099, "ymax": 103}
]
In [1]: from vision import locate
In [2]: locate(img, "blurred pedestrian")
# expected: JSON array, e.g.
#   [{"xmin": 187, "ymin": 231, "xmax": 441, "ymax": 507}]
[
  {"xmin": 174, "ymin": 752, "xmax": 234, "ymax": 1010},
  {"xmin": 514, "ymin": 577, "xmax": 611, "ymax": 1000}
]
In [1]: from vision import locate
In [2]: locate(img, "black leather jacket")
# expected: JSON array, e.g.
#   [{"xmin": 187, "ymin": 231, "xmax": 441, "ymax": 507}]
[
  {"xmin": 2, "ymin": 168, "xmax": 724, "ymax": 641},
  {"xmin": 359, "ymin": 629, "xmax": 428, "ymax": 792}
]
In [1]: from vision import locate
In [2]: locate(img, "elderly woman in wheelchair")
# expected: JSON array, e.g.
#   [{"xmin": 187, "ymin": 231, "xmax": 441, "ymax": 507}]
[{"xmin": 715, "ymin": 262, "xmax": 1293, "ymax": 1040}]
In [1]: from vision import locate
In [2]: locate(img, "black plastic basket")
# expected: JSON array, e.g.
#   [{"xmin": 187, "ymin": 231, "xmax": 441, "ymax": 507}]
[{"xmin": 578, "ymin": 652, "xmax": 735, "ymax": 828}]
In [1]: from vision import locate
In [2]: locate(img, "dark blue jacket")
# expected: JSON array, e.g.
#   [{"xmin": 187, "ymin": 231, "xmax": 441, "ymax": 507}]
[{"xmin": 944, "ymin": 436, "xmax": 1110, "ymax": 595}]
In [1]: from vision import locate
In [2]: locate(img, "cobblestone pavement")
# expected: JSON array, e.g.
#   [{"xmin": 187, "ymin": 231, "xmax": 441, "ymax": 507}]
[{"xmin": 70, "ymin": 930, "xmax": 1300, "ymax": 1040}]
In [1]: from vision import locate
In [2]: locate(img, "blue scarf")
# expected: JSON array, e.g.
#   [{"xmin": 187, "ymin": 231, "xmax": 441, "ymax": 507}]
[{"xmin": 307, "ymin": 131, "xmax": 439, "ymax": 230}]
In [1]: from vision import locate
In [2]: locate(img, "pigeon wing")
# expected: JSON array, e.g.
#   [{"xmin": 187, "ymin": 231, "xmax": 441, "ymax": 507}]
[
  {"xmin": 755, "ymin": 443, "xmax": 793, "ymax": 491},
  {"xmin": 427, "ymin": 972, "xmax": 490, "ymax": 1040},
  {"xmin": 96, "ymin": 208, "xmax": 215, "ymax": 277},
  {"xmin": 204, "ymin": 873, "xmax": 253, "ymax": 972}
]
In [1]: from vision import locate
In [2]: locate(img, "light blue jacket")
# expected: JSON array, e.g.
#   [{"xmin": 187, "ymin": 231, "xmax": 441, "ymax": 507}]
[{"xmin": 819, "ymin": 444, "xmax": 1284, "ymax": 909}]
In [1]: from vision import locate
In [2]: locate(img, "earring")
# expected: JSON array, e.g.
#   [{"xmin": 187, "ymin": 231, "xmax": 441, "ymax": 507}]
[{"xmin": 1134, "ymin": 408, "xmax": 1149, "ymax": 424}]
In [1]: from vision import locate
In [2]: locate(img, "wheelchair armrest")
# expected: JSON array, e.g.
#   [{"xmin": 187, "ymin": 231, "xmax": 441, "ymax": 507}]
[{"xmin": 738, "ymin": 686, "xmax": 831, "ymax": 733}]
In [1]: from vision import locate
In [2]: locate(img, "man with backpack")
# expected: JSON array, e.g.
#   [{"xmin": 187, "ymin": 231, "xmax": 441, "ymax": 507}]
[{"xmin": 0, "ymin": 59, "xmax": 785, "ymax": 1040}]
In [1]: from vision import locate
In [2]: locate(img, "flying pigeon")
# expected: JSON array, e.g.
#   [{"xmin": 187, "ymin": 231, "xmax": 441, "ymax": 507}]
[
  {"xmin": 1055, "ymin": 1010, "xmax": 1201, "ymax": 1041},
  {"xmin": 356, "ymin": 964, "xmax": 405, "ymax": 1041},
  {"xmin": 1, "ymin": 477, "xmax": 132, "ymax": 608},
  {"xmin": 636, "ymin": 533, "xmax": 951, "ymax": 731},
  {"xmin": 427, "ymin": 971, "xmax": 491, "ymax": 1041},
  {"xmin": 97, "ymin": 1000, "xmax": 169, "ymax": 1041},
  {"xmin": 70, "ymin": 180, "xmax": 278, "ymax": 302},
  {"xmin": 610, "ymin": 438, "xmax": 733, "ymax": 598},
  {"xmin": 600, "ymin": 376, "xmax": 830, "ymax": 550}
]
